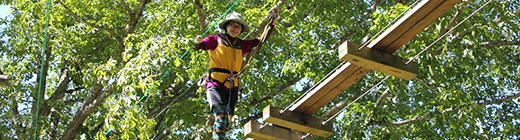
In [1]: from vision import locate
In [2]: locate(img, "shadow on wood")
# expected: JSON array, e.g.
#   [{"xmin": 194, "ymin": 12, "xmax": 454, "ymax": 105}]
[{"xmin": 0, "ymin": 74, "xmax": 7, "ymax": 88}]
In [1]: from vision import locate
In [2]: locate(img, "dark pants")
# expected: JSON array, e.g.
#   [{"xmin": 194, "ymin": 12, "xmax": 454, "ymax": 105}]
[
  {"xmin": 207, "ymin": 85, "xmax": 238, "ymax": 140},
  {"xmin": 206, "ymin": 85, "xmax": 238, "ymax": 115}
]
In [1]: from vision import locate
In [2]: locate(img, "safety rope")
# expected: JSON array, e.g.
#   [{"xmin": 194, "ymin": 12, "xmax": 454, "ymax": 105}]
[
  {"xmin": 103, "ymin": 0, "xmax": 241, "ymax": 136},
  {"xmin": 322, "ymin": 0, "xmax": 492, "ymax": 125},
  {"xmin": 34, "ymin": 0, "xmax": 51, "ymax": 139},
  {"xmin": 239, "ymin": 13, "xmax": 277, "ymax": 74}
]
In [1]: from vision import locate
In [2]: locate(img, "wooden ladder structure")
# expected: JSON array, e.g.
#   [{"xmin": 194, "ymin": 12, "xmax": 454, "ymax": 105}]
[{"xmin": 245, "ymin": 0, "xmax": 462, "ymax": 139}]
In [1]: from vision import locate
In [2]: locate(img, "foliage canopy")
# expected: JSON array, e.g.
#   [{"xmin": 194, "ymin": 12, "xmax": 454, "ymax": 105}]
[{"xmin": 0, "ymin": 0, "xmax": 519, "ymax": 139}]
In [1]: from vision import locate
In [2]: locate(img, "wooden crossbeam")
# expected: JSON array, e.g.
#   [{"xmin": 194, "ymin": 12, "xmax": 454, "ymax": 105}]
[
  {"xmin": 339, "ymin": 41, "xmax": 418, "ymax": 80},
  {"xmin": 288, "ymin": 0, "xmax": 461, "ymax": 115},
  {"xmin": 262, "ymin": 105, "xmax": 333, "ymax": 137},
  {"xmin": 0, "ymin": 74, "xmax": 7, "ymax": 88},
  {"xmin": 244, "ymin": 120, "xmax": 306, "ymax": 140}
]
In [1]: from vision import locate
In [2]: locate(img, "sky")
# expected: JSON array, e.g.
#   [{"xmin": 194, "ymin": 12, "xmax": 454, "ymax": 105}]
[{"xmin": 0, "ymin": 5, "xmax": 8, "ymax": 19}]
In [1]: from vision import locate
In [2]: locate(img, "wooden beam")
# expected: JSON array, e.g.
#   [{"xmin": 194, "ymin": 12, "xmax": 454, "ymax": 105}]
[
  {"xmin": 244, "ymin": 120, "xmax": 305, "ymax": 140},
  {"xmin": 289, "ymin": 63, "xmax": 370, "ymax": 114},
  {"xmin": 263, "ymin": 105, "xmax": 333, "ymax": 137},
  {"xmin": 288, "ymin": 0, "xmax": 460, "ymax": 115},
  {"xmin": 366, "ymin": 0, "xmax": 462, "ymax": 52},
  {"xmin": 339, "ymin": 41, "xmax": 419, "ymax": 80},
  {"xmin": 0, "ymin": 74, "xmax": 7, "ymax": 88}
]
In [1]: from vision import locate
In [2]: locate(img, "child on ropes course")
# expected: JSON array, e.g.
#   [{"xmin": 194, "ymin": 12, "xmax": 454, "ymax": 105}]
[{"xmin": 194, "ymin": 10, "xmax": 279, "ymax": 139}]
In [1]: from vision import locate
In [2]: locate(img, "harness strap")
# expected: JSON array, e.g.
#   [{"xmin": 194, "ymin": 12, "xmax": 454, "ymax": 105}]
[
  {"xmin": 208, "ymin": 68, "xmax": 239, "ymax": 109},
  {"xmin": 209, "ymin": 68, "xmax": 238, "ymax": 75},
  {"xmin": 207, "ymin": 68, "xmax": 239, "ymax": 86}
]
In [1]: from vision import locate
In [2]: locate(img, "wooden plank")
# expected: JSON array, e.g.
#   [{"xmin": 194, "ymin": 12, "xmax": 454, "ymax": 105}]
[
  {"xmin": 263, "ymin": 105, "xmax": 333, "ymax": 137},
  {"xmin": 386, "ymin": 0, "xmax": 462, "ymax": 50},
  {"xmin": 339, "ymin": 41, "xmax": 419, "ymax": 80},
  {"xmin": 367, "ymin": 0, "xmax": 462, "ymax": 52},
  {"xmin": 0, "ymin": 74, "xmax": 7, "ymax": 88},
  {"xmin": 244, "ymin": 120, "xmax": 304, "ymax": 140},
  {"xmin": 301, "ymin": 66, "xmax": 370, "ymax": 114},
  {"xmin": 288, "ymin": 62, "xmax": 368, "ymax": 114}
]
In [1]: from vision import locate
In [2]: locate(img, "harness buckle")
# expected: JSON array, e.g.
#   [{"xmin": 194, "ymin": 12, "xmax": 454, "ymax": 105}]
[{"xmin": 227, "ymin": 73, "xmax": 239, "ymax": 81}]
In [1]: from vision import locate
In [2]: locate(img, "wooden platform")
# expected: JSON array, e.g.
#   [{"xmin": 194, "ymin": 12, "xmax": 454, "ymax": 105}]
[
  {"xmin": 288, "ymin": 0, "xmax": 461, "ymax": 114},
  {"xmin": 0, "ymin": 74, "xmax": 7, "ymax": 88},
  {"xmin": 245, "ymin": 0, "xmax": 461, "ymax": 138},
  {"xmin": 262, "ymin": 105, "xmax": 333, "ymax": 137},
  {"xmin": 244, "ymin": 120, "xmax": 308, "ymax": 140}
]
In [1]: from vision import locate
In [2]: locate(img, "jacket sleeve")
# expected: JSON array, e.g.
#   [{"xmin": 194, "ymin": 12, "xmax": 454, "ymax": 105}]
[
  {"xmin": 242, "ymin": 24, "xmax": 276, "ymax": 54},
  {"xmin": 195, "ymin": 35, "xmax": 218, "ymax": 50}
]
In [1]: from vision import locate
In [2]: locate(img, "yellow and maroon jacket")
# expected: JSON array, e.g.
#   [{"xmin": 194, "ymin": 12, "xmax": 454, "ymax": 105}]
[{"xmin": 195, "ymin": 34, "xmax": 263, "ymax": 89}]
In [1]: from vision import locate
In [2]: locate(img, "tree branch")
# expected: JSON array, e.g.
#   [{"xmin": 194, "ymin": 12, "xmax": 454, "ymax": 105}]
[
  {"xmin": 123, "ymin": 0, "xmax": 151, "ymax": 37},
  {"xmin": 28, "ymin": 41, "xmax": 52, "ymax": 138},
  {"xmin": 320, "ymin": 86, "xmax": 364, "ymax": 120},
  {"xmin": 320, "ymin": 100, "xmax": 347, "ymax": 120},
  {"xmin": 478, "ymin": 40, "xmax": 520, "ymax": 47},
  {"xmin": 331, "ymin": 8, "xmax": 373, "ymax": 49},
  {"xmin": 193, "ymin": 0, "xmax": 207, "ymax": 34},
  {"xmin": 146, "ymin": 82, "xmax": 199, "ymax": 119},
  {"xmin": 48, "ymin": 107, "xmax": 62, "ymax": 139},
  {"xmin": 61, "ymin": 78, "xmax": 109, "ymax": 140},
  {"xmin": 368, "ymin": 92, "xmax": 520, "ymax": 126},
  {"xmin": 57, "ymin": 0, "xmax": 124, "ymax": 47},
  {"xmin": 374, "ymin": 88, "xmax": 390, "ymax": 107},
  {"xmin": 165, "ymin": 2, "xmax": 188, "ymax": 36},
  {"xmin": 66, "ymin": 87, "xmax": 85, "ymax": 94},
  {"xmin": 64, "ymin": 98, "xmax": 85, "ymax": 105},
  {"xmin": 414, "ymin": 77, "xmax": 438, "ymax": 94},
  {"xmin": 371, "ymin": 0, "xmax": 382, "ymax": 13},
  {"xmin": 364, "ymin": 89, "xmax": 390, "ymax": 125},
  {"xmin": 116, "ymin": 0, "xmax": 132, "ymax": 15},
  {"xmin": 10, "ymin": 95, "xmax": 26, "ymax": 137},
  {"xmin": 249, "ymin": 77, "xmax": 301, "ymax": 105},
  {"xmin": 439, "ymin": 0, "xmax": 471, "ymax": 36},
  {"xmin": 49, "ymin": 65, "xmax": 72, "ymax": 102}
]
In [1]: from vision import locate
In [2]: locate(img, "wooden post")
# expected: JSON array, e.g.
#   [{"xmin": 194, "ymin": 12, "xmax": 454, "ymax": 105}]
[{"xmin": 263, "ymin": 105, "xmax": 333, "ymax": 137}]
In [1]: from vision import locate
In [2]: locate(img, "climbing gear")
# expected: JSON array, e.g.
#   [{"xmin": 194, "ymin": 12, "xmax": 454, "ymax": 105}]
[
  {"xmin": 219, "ymin": 12, "xmax": 250, "ymax": 33},
  {"xmin": 208, "ymin": 68, "xmax": 239, "ymax": 88},
  {"xmin": 197, "ymin": 73, "xmax": 207, "ymax": 86},
  {"xmin": 207, "ymin": 35, "xmax": 242, "ymax": 88},
  {"xmin": 239, "ymin": 10, "xmax": 278, "ymax": 74}
]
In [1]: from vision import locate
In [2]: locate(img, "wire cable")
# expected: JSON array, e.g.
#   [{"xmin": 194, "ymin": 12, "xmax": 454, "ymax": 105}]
[{"xmin": 322, "ymin": 0, "xmax": 492, "ymax": 125}]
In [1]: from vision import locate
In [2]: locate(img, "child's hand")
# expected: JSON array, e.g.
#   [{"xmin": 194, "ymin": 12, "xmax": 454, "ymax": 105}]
[
  {"xmin": 269, "ymin": 8, "xmax": 280, "ymax": 25},
  {"xmin": 194, "ymin": 35, "xmax": 203, "ymax": 44}
]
